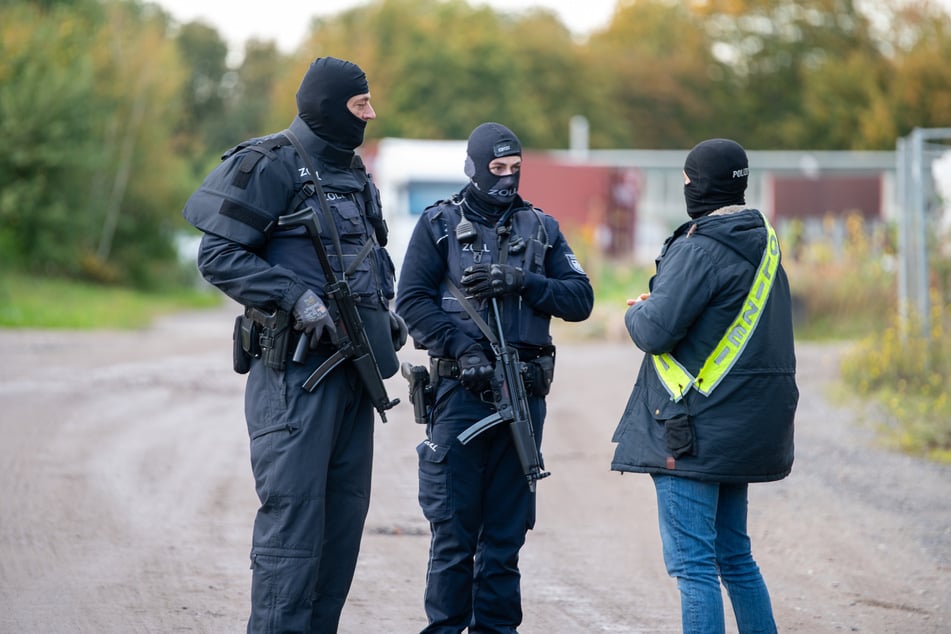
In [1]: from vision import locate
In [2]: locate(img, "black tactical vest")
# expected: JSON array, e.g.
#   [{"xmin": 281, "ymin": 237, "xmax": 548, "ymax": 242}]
[{"xmin": 429, "ymin": 198, "xmax": 553, "ymax": 348}]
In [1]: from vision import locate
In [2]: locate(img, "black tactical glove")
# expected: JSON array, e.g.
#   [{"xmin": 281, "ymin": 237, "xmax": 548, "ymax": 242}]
[
  {"xmin": 292, "ymin": 289, "xmax": 336, "ymax": 348},
  {"xmin": 389, "ymin": 311, "xmax": 408, "ymax": 351},
  {"xmin": 458, "ymin": 344, "xmax": 494, "ymax": 392},
  {"xmin": 460, "ymin": 263, "xmax": 525, "ymax": 300}
]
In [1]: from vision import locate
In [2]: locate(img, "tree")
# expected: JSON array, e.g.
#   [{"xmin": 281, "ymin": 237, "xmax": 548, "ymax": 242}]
[
  {"xmin": 173, "ymin": 20, "xmax": 229, "ymax": 171},
  {"xmin": 85, "ymin": 1, "xmax": 190, "ymax": 285},
  {"xmin": 507, "ymin": 9, "xmax": 591, "ymax": 148},
  {"xmin": 220, "ymin": 40, "xmax": 286, "ymax": 144},
  {"xmin": 281, "ymin": 0, "xmax": 591, "ymax": 148},
  {"xmin": 882, "ymin": 1, "xmax": 951, "ymax": 142},
  {"xmin": 0, "ymin": 1, "xmax": 104, "ymax": 274},
  {"xmin": 692, "ymin": 0, "xmax": 896, "ymax": 148},
  {"xmin": 3, "ymin": 0, "xmax": 951, "ymax": 289},
  {"xmin": 0, "ymin": 0, "xmax": 191, "ymax": 285},
  {"xmin": 587, "ymin": 0, "xmax": 725, "ymax": 148}
]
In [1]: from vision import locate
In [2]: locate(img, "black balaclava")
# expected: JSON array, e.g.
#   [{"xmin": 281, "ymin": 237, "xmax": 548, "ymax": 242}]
[
  {"xmin": 683, "ymin": 138, "xmax": 749, "ymax": 219},
  {"xmin": 463, "ymin": 122, "xmax": 522, "ymax": 211},
  {"xmin": 296, "ymin": 57, "xmax": 369, "ymax": 151}
]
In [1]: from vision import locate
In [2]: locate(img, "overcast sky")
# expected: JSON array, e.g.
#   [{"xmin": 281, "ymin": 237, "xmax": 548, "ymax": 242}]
[{"xmin": 153, "ymin": 0, "xmax": 619, "ymax": 57}]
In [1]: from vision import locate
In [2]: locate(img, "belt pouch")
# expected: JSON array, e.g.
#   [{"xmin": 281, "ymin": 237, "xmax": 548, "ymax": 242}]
[{"xmin": 233, "ymin": 315, "xmax": 253, "ymax": 374}]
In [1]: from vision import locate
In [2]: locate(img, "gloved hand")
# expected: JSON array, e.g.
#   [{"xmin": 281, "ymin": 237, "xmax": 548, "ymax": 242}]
[
  {"xmin": 292, "ymin": 289, "xmax": 336, "ymax": 347},
  {"xmin": 389, "ymin": 311, "xmax": 408, "ymax": 351},
  {"xmin": 458, "ymin": 344, "xmax": 494, "ymax": 392},
  {"xmin": 460, "ymin": 263, "xmax": 524, "ymax": 300}
]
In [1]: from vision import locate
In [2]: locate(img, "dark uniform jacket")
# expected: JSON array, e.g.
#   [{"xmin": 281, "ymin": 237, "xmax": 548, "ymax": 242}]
[
  {"xmin": 183, "ymin": 116, "xmax": 394, "ymax": 315},
  {"xmin": 182, "ymin": 116, "xmax": 397, "ymax": 375},
  {"xmin": 395, "ymin": 195, "xmax": 593, "ymax": 362},
  {"xmin": 611, "ymin": 207, "xmax": 798, "ymax": 483}
]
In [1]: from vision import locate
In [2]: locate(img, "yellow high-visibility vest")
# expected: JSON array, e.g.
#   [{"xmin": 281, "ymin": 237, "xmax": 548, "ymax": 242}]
[{"xmin": 652, "ymin": 212, "xmax": 780, "ymax": 402}]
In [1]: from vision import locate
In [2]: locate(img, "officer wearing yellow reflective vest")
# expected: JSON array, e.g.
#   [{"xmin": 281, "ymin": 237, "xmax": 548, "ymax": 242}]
[{"xmin": 611, "ymin": 139, "xmax": 797, "ymax": 634}]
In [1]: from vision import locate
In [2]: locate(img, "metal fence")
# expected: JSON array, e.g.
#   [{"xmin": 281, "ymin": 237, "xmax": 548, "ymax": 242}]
[{"xmin": 896, "ymin": 127, "xmax": 951, "ymax": 337}]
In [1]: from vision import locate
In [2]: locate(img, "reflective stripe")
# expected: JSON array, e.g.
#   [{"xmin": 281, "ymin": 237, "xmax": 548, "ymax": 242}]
[
  {"xmin": 652, "ymin": 351, "xmax": 695, "ymax": 402},
  {"xmin": 653, "ymin": 212, "xmax": 780, "ymax": 402}
]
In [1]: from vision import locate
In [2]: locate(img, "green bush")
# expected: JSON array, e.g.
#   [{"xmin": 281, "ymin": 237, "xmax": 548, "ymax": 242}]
[
  {"xmin": 841, "ymin": 306, "xmax": 951, "ymax": 463},
  {"xmin": 783, "ymin": 212, "xmax": 951, "ymax": 463},
  {"xmin": 783, "ymin": 213, "xmax": 896, "ymax": 340}
]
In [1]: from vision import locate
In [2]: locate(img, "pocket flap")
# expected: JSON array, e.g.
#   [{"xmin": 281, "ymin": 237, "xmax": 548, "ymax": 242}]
[{"xmin": 416, "ymin": 439, "xmax": 449, "ymax": 463}]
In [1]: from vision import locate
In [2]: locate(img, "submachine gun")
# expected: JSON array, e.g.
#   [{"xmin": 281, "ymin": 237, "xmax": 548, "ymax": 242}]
[
  {"xmin": 457, "ymin": 297, "xmax": 550, "ymax": 492},
  {"xmin": 277, "ymin": 207, "xmax": 399, "ymax": 422},
  {"xmin": 277, "ymin": 128, "xmax": 398, "ymax": 422}
]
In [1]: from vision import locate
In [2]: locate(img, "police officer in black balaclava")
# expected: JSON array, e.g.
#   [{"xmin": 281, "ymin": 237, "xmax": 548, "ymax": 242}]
[
  {"xmin": 297, "ymin": 56, "xmax": 371, "ymax": 152},
  {"xmin": 683, "ymin": 138, "xmax": 749, "ymax": 218},
  {"xmin": 182, "ymin": 57, "xmax": 405, "ymax": 633},
  {"xmin": 464, "ymin": 121, "xmax": 522, "ymax": 209},
  {"xmin": 453, "ymin": 123, "xmax": 528, "ymax": 327},
  {"xmin": 396, "ymin": 122, "xmax": 594, "ymax": 633}
]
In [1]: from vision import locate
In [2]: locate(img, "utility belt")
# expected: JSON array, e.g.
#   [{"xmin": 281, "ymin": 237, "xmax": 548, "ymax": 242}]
[
  {"xmin": 232, "ymin": 307, "xmax": 298, "ymax": 374},
  {"xmin": 430, "ymin": 345, "xmax": 556, "ymax": 397}
]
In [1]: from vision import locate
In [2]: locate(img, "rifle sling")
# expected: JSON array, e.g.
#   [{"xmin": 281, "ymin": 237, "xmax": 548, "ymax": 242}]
[
  {"xmin": 442, "ymin": 210, "xmax": 525, "ymax": 351},
  {"xmin": 281, "ymin": 129, "xmax": 376, "ymax": 284},
  {"xmin": 445, "ymin": 280, "xmax": 499, "ymax": 349}
]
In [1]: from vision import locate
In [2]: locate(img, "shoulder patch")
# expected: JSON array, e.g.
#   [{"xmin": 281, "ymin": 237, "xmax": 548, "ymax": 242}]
[{"xmin": 566, "ymin": 253, "xmax": 585, "ymax": 275}]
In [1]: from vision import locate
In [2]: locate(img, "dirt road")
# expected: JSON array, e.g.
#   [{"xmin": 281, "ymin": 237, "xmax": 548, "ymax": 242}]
[{"xmin": 1, "ymin": 304, "xmax": 949, "ymax": 633}]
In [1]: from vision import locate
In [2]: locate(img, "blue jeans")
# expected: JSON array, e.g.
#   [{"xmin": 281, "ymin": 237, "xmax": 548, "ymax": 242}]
[{"xmin": 651, "ymin": 475, "xmax": 777, "ymax": 634}]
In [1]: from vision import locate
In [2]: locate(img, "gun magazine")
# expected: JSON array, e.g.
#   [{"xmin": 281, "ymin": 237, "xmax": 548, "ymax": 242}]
[
  {"xmin": 301, "ymin": 349, "xmax": 349, "ymax": 392},
  {"xmin": 457, "ymin": 412, "xmax": 508, "ymax": 445}
]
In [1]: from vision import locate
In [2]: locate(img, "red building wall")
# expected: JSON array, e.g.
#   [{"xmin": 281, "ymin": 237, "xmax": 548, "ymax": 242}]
[
  {"xmin": 519, "ymin": 152, "xmax": 638, "ymax": 255},
  {"xmin": 772, "ymin": 175, "xmax": 882, "ymax": 220}
]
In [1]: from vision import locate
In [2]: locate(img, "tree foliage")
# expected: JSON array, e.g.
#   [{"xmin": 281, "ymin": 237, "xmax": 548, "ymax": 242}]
[
  {"xmin": 172, "ymin": 20, "xmax": 229, "ymax": 168},
  {"xmin": 0, "ymin": 1, "xmax": 104, "ymax": 274},
  {"xmin": 883, "ymin": 2, "xmax": 951, "ymax": 137},
  {"xmin": 0, "ymin": 0, "xmax": 189, "ymax": 285},
  {"xmin": 280, "ymin": 0, "xmax": 591, "ymax": 148},
  {"xmin": 587, "ymin": 0, "xmax": 726, "ymax": 148},
  {"xmin": 1, "ymin": 0, "xmax": 950, "ymax": 287}
]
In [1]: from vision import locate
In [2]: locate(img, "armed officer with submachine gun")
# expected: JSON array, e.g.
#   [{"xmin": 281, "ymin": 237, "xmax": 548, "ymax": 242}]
[
  {"xmin": 182, "ymin": 57, "xmax": 406, "ymax": 633},
  {"xmin": 396, "ymin": 122, "xmax": 593, "ymax": 633}
]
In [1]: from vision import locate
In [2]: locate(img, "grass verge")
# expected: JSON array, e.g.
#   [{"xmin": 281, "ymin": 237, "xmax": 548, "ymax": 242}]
[{"xmin": 0, "ymin": 272, "xmax": 221, "ymax": 329}]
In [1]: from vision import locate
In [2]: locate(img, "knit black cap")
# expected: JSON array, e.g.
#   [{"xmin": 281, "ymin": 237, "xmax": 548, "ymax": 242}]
[
  {"xmin": 463, "ymin": 122, "xmax": 522, "ymax": 208},
  {"xmin": 296, "ymin": 57, "xmax": 369, "ymax": 150},
  {"xmin": 683, "ymin": 138, "xmax": 749, "ymax": 218}
]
